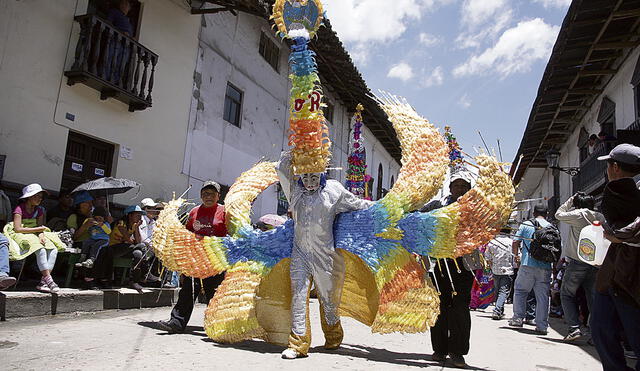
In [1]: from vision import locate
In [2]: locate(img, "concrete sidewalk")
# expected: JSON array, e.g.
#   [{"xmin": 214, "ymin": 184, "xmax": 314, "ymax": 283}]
[
  {"xmin": 0, "ymin": 288, "xmax": 178, "ymax": 320},
  {"xmin": 0, "ymin": 300, "xmax": 604, "ymax": 371}
]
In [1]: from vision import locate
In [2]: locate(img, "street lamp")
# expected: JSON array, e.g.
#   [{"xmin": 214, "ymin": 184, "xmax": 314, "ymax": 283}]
[{"xmin": 545, "ymin": 149, "xmax": 580, "ymax": 177}]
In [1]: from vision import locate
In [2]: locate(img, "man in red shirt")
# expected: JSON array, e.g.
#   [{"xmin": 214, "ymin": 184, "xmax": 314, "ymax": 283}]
[{"xmin": 158, "ymin": 180, "xmax": 227, "ymax": 333}]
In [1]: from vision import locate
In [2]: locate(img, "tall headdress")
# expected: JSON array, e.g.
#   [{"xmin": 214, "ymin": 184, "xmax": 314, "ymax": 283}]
[
  {"xmin": 272, "ymin": 0, "xmax": 331, "ymax": 174},
  {"xmin": 345, "ymin": 104, "xmax": 367, "ymax": 198}
]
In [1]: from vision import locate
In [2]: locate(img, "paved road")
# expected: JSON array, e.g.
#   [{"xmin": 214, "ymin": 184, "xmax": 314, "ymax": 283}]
[{"xmin": 0, "ymin": 300, "xmax": 602, "ymax": 371}]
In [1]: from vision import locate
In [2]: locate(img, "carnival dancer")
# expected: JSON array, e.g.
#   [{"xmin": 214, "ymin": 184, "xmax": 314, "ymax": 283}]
[
  {"xmin": 276, "ymin": 151, "xmax": 373, "ymax": 359},
  {"xmin": 421, "ymin": 172, "xmax": 479, "ymax": 368}
]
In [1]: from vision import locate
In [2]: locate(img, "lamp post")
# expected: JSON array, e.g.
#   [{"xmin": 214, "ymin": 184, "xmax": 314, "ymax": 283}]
[
  {"xmin": 545, "ymin": 149, "xmax": 580, "ymax": 176},
  {"xmin": 545, "ymin": 149, "xmax": 580, "ymax": 220}
]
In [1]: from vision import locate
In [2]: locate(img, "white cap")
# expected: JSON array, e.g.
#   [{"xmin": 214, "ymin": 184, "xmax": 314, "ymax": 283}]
[
  {"xmin": 19, "ymin": 183, "xmax": 48, "ymax": 199},
  {"xmin": 140, "ymin": 198, "xmax": 158, "ymax": 208}
]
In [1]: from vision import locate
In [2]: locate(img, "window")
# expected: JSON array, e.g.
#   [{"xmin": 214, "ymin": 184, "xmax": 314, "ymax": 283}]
[
  {"xmin": 259, "ymin": 32, "xmax": 280, "ymax": 72},
  {"xmin": 223, "ymin": 83, "xmax": 243, "ymax": 127},
  {"xmin": 632, "ymin": 54, "xmax": 640, "ymax": 121},
  {"xmin": 323, "ymin": 102, "xmax": 335, "ymax": 124},
  {"xmin": 597, "ymin": 97, "xmax": 615, "ymax": 137}
]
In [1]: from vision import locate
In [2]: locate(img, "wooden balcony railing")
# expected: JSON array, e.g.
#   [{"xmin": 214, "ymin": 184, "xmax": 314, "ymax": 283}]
[
  {"xmin": 64, "ymin": 14, "xmax": 158, "ymax": 112},
  {"xmin": 573, "ymin": 121, "xmax": 640, "ymax": 194}
]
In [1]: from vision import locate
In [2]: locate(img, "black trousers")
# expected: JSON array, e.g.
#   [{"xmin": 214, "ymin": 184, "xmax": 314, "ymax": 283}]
[
  {"xmin": 169, "ymin": 273, "xmax": 225, "ymax": 330},
  {"xmin": 430, "ymin": 257, "xmax": 474, "ymax": 356}
]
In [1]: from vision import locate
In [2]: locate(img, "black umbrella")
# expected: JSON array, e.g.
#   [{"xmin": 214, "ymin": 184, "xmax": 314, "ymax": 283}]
[{"xmin": 72, "ymin": 177, "xmax": 140, "ymax": 198}]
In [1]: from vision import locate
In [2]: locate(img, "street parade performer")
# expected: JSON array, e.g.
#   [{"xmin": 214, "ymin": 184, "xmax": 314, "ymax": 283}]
[{"xmin": 150, "ymin": 0, "xmax": 515, "ymax": 361}]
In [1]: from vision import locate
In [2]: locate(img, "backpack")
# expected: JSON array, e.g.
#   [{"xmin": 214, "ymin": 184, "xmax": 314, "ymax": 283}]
[{"xmin": 526, "ymin": 219, "xmax": 562, "ymax": 263}]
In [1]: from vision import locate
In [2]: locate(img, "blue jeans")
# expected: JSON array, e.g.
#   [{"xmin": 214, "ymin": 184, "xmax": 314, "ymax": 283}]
[
  {"xmin": 560, "ymin": 258, "xmax": 597, "ymax": 329},
  {"xmin": 513, "ymin": 265, "xmax": 551, "ymax": 330},
  {"xmin": 591, "ymin": 290, "xmax": 640, "ymax": 371},
  {"xmin": 493, "ymin": 274, "xmax": 513, "ymax": 315},
  {"xmin": 0, "ymin": 233, "xmax": 10, "ymax": 277}
]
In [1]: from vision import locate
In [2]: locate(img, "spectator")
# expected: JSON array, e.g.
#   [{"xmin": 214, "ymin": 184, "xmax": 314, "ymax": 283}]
[
  {"xmin": 6, "ymin": 184, "xmax": 64, "ymax": 293},
  {"xmin": 591, "ymin": 144, "xmax": 640, "ymax": 369},
  {"xmin": 421, "ymin": 172, "xmax": 477, "ymax": 368},
  {"xmin": 108, "ymin": 205, "xmax": 156, "ymax": 292},
  {"xmin": 67, "ymin": 191, "xmax": 94, "ymax": 243},
  {"xmin": 509, "ymin": 205, "xmax": 553, "ymax": 335},
  {"xmin": 485, "ymin": 229, "xmax": 515, "ymax": 320},
  {"xmin": 139, "ymin": 198, "xmax": 159, "ymax": 246},
  {"xmin": 158, "ymin": 180, "xmax": 227, "ymax": 334},
  {"xmin": 75, "ymin": 206, "xmax": 111, "ymax": 269},
  {"xmin": 105, "ymin": 0, "xmax": 133, "ymax": 81},
  {"xmin": 93, "ymin": 196, "xmax": 114, "ymax": 224},
  {"xmin": 587, "ymin": 134, "xmax": 599, "ymax": 155},
  {"xmin": 47, "ymin": 190, "xmax": 74, "ymax": 231},
  {"xmin": 555, "ymin": 192, "xmax": 604, "ymax": 342},
  {"xmin": 0, "ymin": 233, "xmax": 17, "ymax": 290},
  {"xmin": 0, "ymin": 188, "xmax": 11, "ymax": 227}
]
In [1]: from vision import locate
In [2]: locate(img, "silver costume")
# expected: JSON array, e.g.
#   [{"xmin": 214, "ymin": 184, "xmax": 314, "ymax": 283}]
[{"xmin": 276, "ymin": 152, "xmax": 373, "ymax": 336}]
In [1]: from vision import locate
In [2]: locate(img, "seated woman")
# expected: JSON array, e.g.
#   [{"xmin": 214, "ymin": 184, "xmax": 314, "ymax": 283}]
[
  {"xmin": 3, "ymin": 184, "xmax": 65, "ymax": 293},
  {"xmin": 108, "ymin": 205, "xmax": 154, "ymax": 292},
  {"xmin": 67, "ymin": 191, "xmax": 110, "ymax": 289},
  {"xmin": 75, "ymin": 206, "xmax": 111, "ymax": 269}
]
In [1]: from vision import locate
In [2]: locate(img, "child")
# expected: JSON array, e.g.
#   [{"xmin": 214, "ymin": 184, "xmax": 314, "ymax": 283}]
[{"xmin": 75, "ymin": 207, "xmax": 111, "ymax": 269}]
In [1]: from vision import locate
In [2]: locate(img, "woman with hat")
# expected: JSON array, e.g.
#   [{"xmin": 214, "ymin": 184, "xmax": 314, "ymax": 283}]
[
  {"xmin": 107, "ymin": 205, "xmax": 152, "ymax": 292},
  {"xmin": 4, "ymin": 184, "xmax": 65, "ymax": 293}
]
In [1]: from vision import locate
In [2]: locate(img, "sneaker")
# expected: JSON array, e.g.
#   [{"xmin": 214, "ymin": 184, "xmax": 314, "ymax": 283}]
[
  {"xmin": 625, "ymin": 349, "xmax": 638, "ymax": 360},
  {"xmin": 281, "ymin": 348, "xmax": 305, "ymax": 359},
  {"xmin": 81, "ymin": 259, "xmax": 94, "ymax": 269},
  {"xmin": 36, "ymin": 281, "xmax": 51, "ymax": 293},
  {"xmin": 509, "ymin": 318, "xmax": 523, "ymax": 327},
  {"xmin": 448, "ymin": 353, "xmax": 467, "ymax": 368},
  {"xmin": 534, "ymin": 328, "xmax": 548, "ymax": 336},
  {"xmin": 524, "ymin": 318, "xmax": 536, "ymax": 326},
  {"xmin": 157, "ymin": 320, "xmax": 183, "ymax": 334},
  {"xmin": 431, "ymin": 352, "xmax": 446, "ymax": 362},
  {"xmin": 131, "ymin": 282, "xmax": 145, "ymax": 293},
  {"xmin": 563, "ymin": 327, "xmax": 582, "ymax": 342},
  {"xmin": 0, "ymin": 276, "xmax": 16, "ymax": 290},
  {"xmin": 47, "ymin": 281, "xmax": 60, "ymax": 294},
  {"xmin": 492, "ymin": 312, "xmax": 504, "ymax": 320},
  {"xmin": 145, "ymin": 273, "xmax": 161, "ymax": 283}
]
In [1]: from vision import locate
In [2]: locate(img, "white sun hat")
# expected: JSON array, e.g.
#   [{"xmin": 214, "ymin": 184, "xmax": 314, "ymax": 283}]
[
  {"xmin": 19, "ymin": 183, "xmax": 48, "ymax": 199},
  {"xmin": 140, "ymin": 198, "xmax": 158, "ymax": 208}
]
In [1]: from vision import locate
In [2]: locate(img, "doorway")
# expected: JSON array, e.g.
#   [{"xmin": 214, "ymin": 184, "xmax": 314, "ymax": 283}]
[{"xmin": 61, "ymin": 131, "xmax": 115, "ymax": 193}]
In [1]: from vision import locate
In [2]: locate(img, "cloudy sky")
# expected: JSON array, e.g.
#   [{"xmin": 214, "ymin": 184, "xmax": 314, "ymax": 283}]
[{"xmin": 322, "ymin": 0, "xmax": 571, "ymax": 164}]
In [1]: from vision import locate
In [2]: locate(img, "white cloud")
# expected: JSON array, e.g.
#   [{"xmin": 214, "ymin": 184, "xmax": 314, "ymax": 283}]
[
  {"xmin": 534, "ymin": 0, "xmax": 571, "ymax": 9},
  {"xmin": 455, "ymin": 10, "xmax": 512, "ymax": 49},
  {"xmin": 387, "ymin": 62, "xmax": 415, "ymax": 82},
  {"xmin": 458, "ymin": 94, "xmax": 472, "ymax": 109},
  {"xmin": 453, "ymin": 18, "xmax": 560, "ymax": 78},
  {"xmin": 419, "ymin": 33, "xmax": 442, "ymax": 47},
  {"xmin": 461, "ymin": 0, "xmax": 508, "ymax": 28},
  {"xmin": 422, "ymin": 66, "xmax": 444, "ymax": 87},
  {"xmin": 323, "ymin": 0, "xmax": 453, "ymax": 48}
]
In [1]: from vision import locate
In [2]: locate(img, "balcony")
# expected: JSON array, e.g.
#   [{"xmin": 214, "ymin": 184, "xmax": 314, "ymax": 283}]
[
  {"xmin": 64, "ymin": 14, "xmax": 158, "ymax": 112},
  {"xmin": 573, "ymin": 121, "xmax": 640, "ymax": 194}
]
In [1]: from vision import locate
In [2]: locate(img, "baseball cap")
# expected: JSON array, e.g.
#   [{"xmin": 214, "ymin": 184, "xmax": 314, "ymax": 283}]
[
  {"xmin": 597, "ymin": 143, "xmax": 640, "ymax": 165},
  {"xmin": 533, "ymin": 204, "xmax": 548, "ymax": 214},
  {"xmin": 450, "ymin": 171, "xmax": 473, "ymax": 186},
  {"xmin": 201, "ymin": 180, "xmax": 221, "ymax": 193},
  {"xmin": 140, "ymin": 198, "xmax": 158, "ymax": 208}
]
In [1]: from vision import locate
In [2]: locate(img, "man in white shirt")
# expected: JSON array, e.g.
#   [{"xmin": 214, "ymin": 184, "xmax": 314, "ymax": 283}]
[{"xmin": 485, "ymin": 230, "xmax": 515, "ymax": 320}]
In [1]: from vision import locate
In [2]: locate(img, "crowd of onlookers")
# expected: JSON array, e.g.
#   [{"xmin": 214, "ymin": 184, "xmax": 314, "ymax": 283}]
[
  {"xmin": 0, "ymin": 183, "xmax": 167, "ymax": 293},
  {"xmin": 472, "ymin": 143, "xmax": 639, "ymax": 370}
]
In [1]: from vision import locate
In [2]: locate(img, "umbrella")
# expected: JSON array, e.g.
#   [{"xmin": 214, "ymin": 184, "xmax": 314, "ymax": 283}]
[
  {"xmin": 72, "ymin": 177, "xmax": 140, "ymax": 197},
  {"xmin": 259, "ymin": 214, "xmax": 287, "ymax": 227}
]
